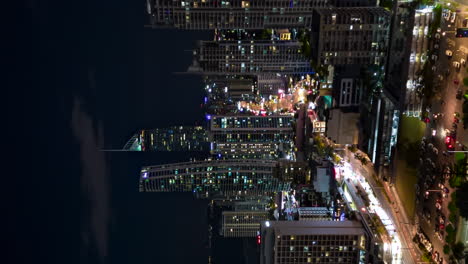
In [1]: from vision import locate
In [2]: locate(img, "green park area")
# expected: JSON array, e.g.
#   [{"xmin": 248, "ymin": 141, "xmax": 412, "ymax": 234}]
[{"xmin": 395, "ymin": 116, "xmax": 426, "ymax": 219}]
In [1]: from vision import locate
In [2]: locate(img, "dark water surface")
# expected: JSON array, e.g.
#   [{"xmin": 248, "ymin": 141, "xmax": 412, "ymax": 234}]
[{"xmin": 12, "ymin": 0, "xmax": 261, "ymax": 263}]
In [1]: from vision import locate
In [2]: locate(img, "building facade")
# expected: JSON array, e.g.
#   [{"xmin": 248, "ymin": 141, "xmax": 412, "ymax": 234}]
[
  {"xmin": 222, "ymin": 211, "xmax": 269, "ymax": 237},
  {"xmin": 140, "ymin": 159, "xmax": 291, "ymax": 198},
  {"xmin": 257, "ymin": 72, "xmax": 288, "ymax": 95},
  {"xmin": 260, "ymin": 220, "xmax": 372, "ymax": 264},
  {"xmin": 189, "ymin": 39, "xmax": 313, "ymax": 76},
  {"xmin": 146, "ymin": 0, "xmax": 329, "ymax": 30},
  {"xmin": 123, "ymin": 126, "xmax": 209, "ymax": 151},
  {"xmin": 297, "ymin": 207, "xmax": 333, "ymax": 221},
  {"xmin": 204, "ymin": 74, "xmax": 256, "ymax": 104},
  {"xmin": 311, "ymin": 7, "xmax": 390, "ymax": 67},
  {"xmin": 209, "ymin": 115, "xmax": 294, "ymax": 159}
]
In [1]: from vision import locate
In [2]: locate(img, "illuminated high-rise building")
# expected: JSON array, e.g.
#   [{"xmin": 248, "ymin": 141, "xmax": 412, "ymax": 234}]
[
  {"xmin": 123, "ymin": 126, "xmax": 209, "ymax": 151},
  {"xmin": 146, "ymin": 0, "xmax": 327, "ymax": 30},
  {"xmin": 146, "ymin": 0, "xmax": 378, "ymax": 30},
  {"xmin": 188, "ymin": 39, "xmax": 313, "ymax": 76},
  {"xmin": 259, "ymin": 220, "xmax": 375, "ymax": 264},
  {"xmin": 139, "ymin": 159, "xmax": 290, "ymax": 198},
  {"xmin": 310, "ymin": 7, "xmax": 390, "ymax": 66},
  {"xmin": 209, "ymin": 115, "xmax": 294, "ymax": 159},
  {"xmin": 198, "ymin": 29, "xmax": 300, "ymax": 96}
]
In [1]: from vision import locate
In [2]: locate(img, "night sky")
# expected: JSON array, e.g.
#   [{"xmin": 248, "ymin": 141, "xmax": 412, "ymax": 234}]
[{"xmin": 8, "ymin": 1, "xmax": 253, "ymax": 264}]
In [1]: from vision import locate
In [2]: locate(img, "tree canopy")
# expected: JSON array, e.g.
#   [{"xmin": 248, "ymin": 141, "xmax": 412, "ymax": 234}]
[{"xmin": 456, "ymin": 182, "xmax": 468, "ymax": 219}]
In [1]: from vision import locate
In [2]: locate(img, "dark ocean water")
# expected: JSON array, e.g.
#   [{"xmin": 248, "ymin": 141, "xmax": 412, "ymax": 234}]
[
  {"xmin": 14, "ymin": 0, "xmax": 210, "ymax": 263},
  {"xmin": 13, "ymin": 1, "xmax": 258, "ymax": 263}
]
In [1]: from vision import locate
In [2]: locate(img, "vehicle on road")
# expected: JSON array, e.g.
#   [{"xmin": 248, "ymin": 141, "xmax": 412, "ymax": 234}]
[
  {"xmin": 456, "ymin": 28, "xmax": 468, "ymax": 38},
  {"xmin": 431, "ymin": 54, "xmax": 438, "ymax": 61},
  {"xmin": 447, "ymin": 143, "xmax": 455, "ymax": 151},
  {"xmin": 461, "ymin": 58, "xmax": 466, "ymax": 67},
  {"xmin": 436, "ymin": 202, "xmax": 442, "ymax": 210},
  {"xmin": 451, "ymin": 13, "xmax": 456, "ymax": 23},
  {"xmin": 438, "ymin": 257, "xmax": 443, "ymax": 264},
  {"xmin": 444, "ymin": 166, "xmax": 451, "ymax": 179},
  {"xmin": 439, "ymin": 215, "xmax": 445, "ymax": 225},
  {"xmin": 450, "ymin": 128, "xmax": 457, "ymax": 138},
  {"xmin": 456, "ymin": 89, "xmax": 463, "ymax": 99},
  {"xmin": 454, "ymin": 117, "xmax": 460, "ymax": 123},
  {"xmin": 453, "ymin": 61, "xmax": 461, "ymax": 71},
  {"xmin": 454, "ymin": 79, "xmax": 460, "ymax": 85},
  {"xmin": 446, "ymin": 49, "xmax": 453, "ymax": 58},
  {"xmin": 444, "ymin": 10, "xmax": 451, "ymax": 21},
  {"xmin": 445, "ymin": 135, "xmax": 452, "ymax": 145},
  {"xmin": 432, "ymin": 129, "xmax": 437, "ymax": 137},
  {"xmin": 454, "ymin": 112, "xmax": 460, "ymax": 118},
  {"xmin": 423, "ymin": 208, "xmax": 431, "ymax": 221}
]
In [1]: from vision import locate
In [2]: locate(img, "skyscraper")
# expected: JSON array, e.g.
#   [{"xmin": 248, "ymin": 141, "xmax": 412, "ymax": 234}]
[
  {"xmin": 259, "ymin": 220, "xmax": 374, "ymax": 264},
  {"xmin": 199, "ymin": 29, "xmax": 303, "ymax": 96},
  {"xmin": 123, "ymin": 126, "xmax": 209, "ymax": 151},
  {"xmin": 188, "ymin": 39, "xmax": 313, "ymax": 75},
  {"xmin": 146, "ymin": 0, "xmax": 329, "ymax": 30},
  {"xmin": 209, "ymin": 115, "xmax": 294, "ymax": 159},
  {"xmin": 139, "ymin": 159, "xmax": 291, "ymax": 198},
  {"xmin": 310, "ymin": 7, "xmax": 391, "ymax": 66}
]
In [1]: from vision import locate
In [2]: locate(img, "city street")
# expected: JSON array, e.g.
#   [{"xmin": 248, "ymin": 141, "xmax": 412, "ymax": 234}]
[
  {"xmin": 416, "ymin": 2, "xmax": 468, "ymax": 262},
  {"xmin": 336, "ymin": 148, "xmax": 418, "ymax": 264}
]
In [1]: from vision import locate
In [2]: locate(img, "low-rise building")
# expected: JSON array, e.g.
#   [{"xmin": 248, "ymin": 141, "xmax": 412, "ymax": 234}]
[
  {"xmin": 222, "ymin": 211, "xmax": 269, "ymax": 238},
  {"xmin": 326, "ymin": 109, "xmax": 359, "ymax": 145}
]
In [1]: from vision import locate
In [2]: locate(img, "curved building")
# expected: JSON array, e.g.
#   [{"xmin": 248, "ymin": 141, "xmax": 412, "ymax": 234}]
[{"xmin": 140, "ymin": 159, "xmax": 290, "ymax": 198}]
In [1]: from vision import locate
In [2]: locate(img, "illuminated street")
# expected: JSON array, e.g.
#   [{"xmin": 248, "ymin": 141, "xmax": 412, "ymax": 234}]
[
  {"xmin": 335, "ymin": 148, "xmax": 419, "ymax": 264},
  {"xmin": 237, "ymin": 75, "xmax": 317, "ymax": 115}
]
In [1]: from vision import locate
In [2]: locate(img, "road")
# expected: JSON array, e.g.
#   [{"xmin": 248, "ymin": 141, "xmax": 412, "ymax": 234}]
[
  {"xmin": 416, "ymin": 2, "xmax": 468, "ymax": 262},
  {"xmin": 336, "ymin": 148, "xmax": 418, "ymax": 264}
]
